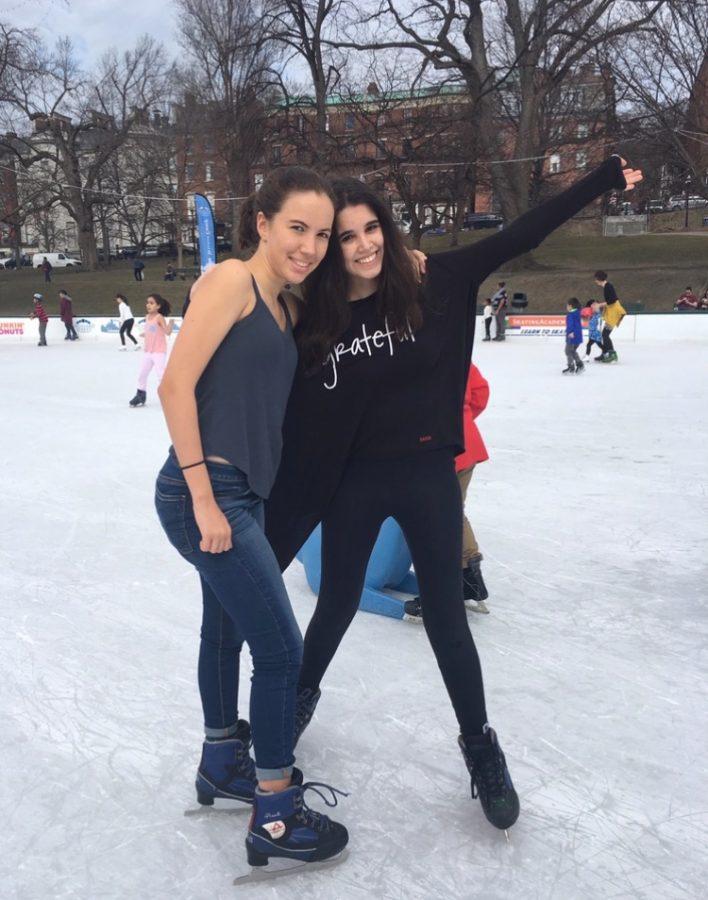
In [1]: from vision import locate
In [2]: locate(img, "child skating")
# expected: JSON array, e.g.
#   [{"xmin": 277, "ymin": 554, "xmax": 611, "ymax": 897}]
[
  {"xmin": 29, "ymin": 293, "xmax": 49, "ymax": 346},
  {"xmin": 584, "ymin": 299, "xmax": 604, "ymax": 360},
  {"xmin": 129, "ymin": 294, "xmax": 173, "ymax": 407},
  {"xmin": 563, "ymin": 298, "xmax": 584, "ymax": 374},
  {"xmin": 482, "ymin": 299, "xmax": 493, "ymax": 341}
]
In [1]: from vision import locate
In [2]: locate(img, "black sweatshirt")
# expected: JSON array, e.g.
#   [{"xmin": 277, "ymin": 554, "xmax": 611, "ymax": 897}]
[{"xmin": 265, "ymin": 156, "xmax": 627, "ymax": 570}]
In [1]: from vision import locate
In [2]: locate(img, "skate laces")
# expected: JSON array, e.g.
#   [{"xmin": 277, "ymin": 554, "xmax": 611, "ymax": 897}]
[
  {"xmin": 295, "ymin": 782, "xmax": 349, "ymax": 832},
  {"xmin": 226, "ymin": 741, "xmax": 256, "ymax": 783},
  {"xmin": 471, "ymin": 747, "xmax": 508, "ymax": 800}
]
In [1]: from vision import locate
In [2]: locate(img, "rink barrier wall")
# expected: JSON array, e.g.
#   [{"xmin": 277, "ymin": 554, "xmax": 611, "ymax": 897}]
[{"xmin": 1, "ymin": 313, "xmax": 708, "ymax": 343}]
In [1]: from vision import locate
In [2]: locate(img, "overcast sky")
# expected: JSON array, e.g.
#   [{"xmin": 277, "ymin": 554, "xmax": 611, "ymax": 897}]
[{"xmin": 8, "ymin": 0, "xmax": 182, "ymax": 68}]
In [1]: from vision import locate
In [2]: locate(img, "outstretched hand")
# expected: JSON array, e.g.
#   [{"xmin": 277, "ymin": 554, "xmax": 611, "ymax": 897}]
[{"xmin": 618, "ymin": 158, "xmax": 643, "ymax": 191}]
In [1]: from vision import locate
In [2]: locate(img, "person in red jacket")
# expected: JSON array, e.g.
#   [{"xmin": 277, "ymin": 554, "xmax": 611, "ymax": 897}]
[
  {"xmin": 405, "ymin": 363, "xmax": 491, "ymax": 620},
  {"xmin": 59, "ymin": 290, "xmax": 78, "ymax": 341},
  {"xmin": 455, "ymin": 363, "xmax": 491, "ymax": 613}
]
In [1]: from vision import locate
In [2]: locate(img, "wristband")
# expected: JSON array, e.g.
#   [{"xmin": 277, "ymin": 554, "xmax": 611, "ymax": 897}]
[{"xmin": 180, "ymin": 459, "xmax": 206, "ymax": 471}]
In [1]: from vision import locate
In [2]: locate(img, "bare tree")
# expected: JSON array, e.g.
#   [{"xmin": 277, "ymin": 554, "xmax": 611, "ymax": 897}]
[
  {"xmin": 337, "ymin": 1, "xmax": 667, "ymax": 222},
  {"xmin": 613, "ymin": 0, "xmax": 708, "ymax": 201},
  {"xmin": 177, "ymin": 0, "xmax": 280, "ymax": 247},
  {"xmin": 0, "ymin": 30, "xmax": 170, "ymax": 269},
  {"xmin": 267, "ymin": 1, "xmax": 350, "ymax": 167}
]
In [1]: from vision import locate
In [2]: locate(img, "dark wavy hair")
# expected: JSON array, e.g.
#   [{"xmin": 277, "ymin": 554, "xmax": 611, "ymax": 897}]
[
  {"xmin": 148, "ymin": 293, "xmax": 171, "ymax": 316},
  {"xmin": 238, "ymin": 166, "xmax": 335, "ymax": 250},
  {"xmin": 297, "ymin": 178, "xmax": 423, "ymax": 370}
]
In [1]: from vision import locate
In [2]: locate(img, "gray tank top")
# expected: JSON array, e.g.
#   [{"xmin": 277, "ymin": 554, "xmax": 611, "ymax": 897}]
[{"xmin": 195, "ymin": 276, "xmax": 298, "ymax": 498}]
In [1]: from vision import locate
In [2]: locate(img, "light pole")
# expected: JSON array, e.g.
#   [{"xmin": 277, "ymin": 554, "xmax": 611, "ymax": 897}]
[{"xmin": 684, "ymin": 175, "xmax": 691, "ymax": 230}]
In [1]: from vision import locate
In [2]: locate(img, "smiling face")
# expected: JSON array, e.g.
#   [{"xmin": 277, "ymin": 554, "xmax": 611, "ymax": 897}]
[
  {"xmin": 336, "ymin": 204, "xmax": 385, "ymax": 287},
  {"xmin": 257, "ymin": 190, "xmax": 334, "ymax": 284}
]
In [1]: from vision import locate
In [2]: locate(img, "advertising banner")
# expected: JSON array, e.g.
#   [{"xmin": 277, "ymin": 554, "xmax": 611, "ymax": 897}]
[{"xmin": 194, "ymin": 193, "xmax": 217, "ymax": 274}]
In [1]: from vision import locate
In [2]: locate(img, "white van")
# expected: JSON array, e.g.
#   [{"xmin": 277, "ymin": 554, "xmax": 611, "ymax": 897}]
[{"xmin": 32, "ymin": 252, "xmax": 82, "ymax": 269}]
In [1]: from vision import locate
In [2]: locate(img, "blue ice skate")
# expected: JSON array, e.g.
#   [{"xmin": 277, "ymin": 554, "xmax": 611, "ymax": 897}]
[
  {"xmin": 196, "ymin": 730, "xmax": 257, "ymax": 806},
  {"xmin": 246, "ymin": 781, "xmax": 348, "ymax": 867}
]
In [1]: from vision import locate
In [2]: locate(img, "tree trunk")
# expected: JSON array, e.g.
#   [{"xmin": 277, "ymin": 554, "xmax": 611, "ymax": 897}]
[{"xmin": 76, "ymin": 208, "xmax": 98, "ymax": 270}]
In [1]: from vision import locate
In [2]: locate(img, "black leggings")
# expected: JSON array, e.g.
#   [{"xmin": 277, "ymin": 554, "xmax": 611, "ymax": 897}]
[
  {"xmin": 120, "ymin": 319, "xmax": 137, "ymax": 345},
  {"xmin": 299, "ymin": 449, "xmax": 488, "ymax": 736},
  {"xmin": 601, "ymin": 325, "xmax": 614, "ymax": 354},
  {"xmin": 585, "ymin": 338, "xmax": 603, "ymax": 355}
]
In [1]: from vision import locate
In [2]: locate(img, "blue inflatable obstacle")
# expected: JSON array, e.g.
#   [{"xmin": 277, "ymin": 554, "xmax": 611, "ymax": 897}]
[{"xmin": 297, "ymin": 518, "xmax": 420, "ymax": 619}]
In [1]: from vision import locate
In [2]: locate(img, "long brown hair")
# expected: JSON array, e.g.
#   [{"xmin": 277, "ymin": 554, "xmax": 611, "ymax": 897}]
[{"xmin": 298, "ymin": 178, "xmax": 423, "ymax": 371}]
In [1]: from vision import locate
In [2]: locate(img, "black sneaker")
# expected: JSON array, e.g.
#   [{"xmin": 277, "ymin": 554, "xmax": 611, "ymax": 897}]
[
  {"xmin": 403, "ymin": 597, "xmax": 423, "ymax": 622},
  {"xmin": 293, "ymin": 687, "xmax": 321, "ymax": 747},
  {"xmin": 458, "ymin": 727, "xmax": 520, "ymax": 830}
]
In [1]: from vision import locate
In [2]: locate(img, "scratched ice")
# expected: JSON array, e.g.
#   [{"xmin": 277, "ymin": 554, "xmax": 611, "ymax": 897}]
[{"xmin": 1, "ymin": 335, "xmax": 706, "ymax": 899}]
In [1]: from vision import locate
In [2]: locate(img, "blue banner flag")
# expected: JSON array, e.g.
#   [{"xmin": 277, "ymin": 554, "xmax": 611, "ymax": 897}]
[{"xmin": 194, "ymin": 193, "xmax": 217, "ymax": 274}]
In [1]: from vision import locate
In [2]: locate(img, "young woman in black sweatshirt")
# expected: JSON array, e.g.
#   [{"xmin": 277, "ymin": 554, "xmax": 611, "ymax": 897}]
[{"xmin": 265, "ymin": 156, "xmax": 642, "ymax": 832}]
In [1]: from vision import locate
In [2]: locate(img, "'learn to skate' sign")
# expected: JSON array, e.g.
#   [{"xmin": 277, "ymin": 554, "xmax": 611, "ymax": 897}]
[{"xmin": 506, "ymin": 315, "xmax": 568, "ymax": 336}]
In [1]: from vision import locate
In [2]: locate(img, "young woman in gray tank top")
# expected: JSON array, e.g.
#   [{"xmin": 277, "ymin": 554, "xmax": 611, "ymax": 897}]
[{"xmin": 153, "ymin": 167, "xmax": 350, "ymax": 869}]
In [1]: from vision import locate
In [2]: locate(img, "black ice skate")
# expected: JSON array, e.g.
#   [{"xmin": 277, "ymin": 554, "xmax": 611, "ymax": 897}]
[
  {"xmin": 403, "ymin": 597, "xmax": 424, "ymax": 622},
  {"xmin": 562, "ymin": 365, "xmax": 575, "ymax": 374},
  {"xmin": 458, "ymin": 727, "xmax": 520, "ymax": 831},
  {"xmin": 129, "ymin": 389, "xmax": 146, "ymax": 407},
  {"xmin": 293, "ymin": 687, "xmax": 321, "ymax": 747},
  {"xmin": 245, "ymin": 781, "xmax": 349, "ymax": 869},
  {"xmin": 463, "ymin": 557, "xmax": 489, "ymax": 614},
  {"xmin": 575, "ymin": 361, "xmax": 585, "ymax": 374}
]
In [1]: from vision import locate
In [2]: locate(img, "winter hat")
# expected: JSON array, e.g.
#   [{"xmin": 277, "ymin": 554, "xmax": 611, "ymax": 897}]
[{"xmin": 33, "ymin": 293, "xmax": 43, "ymax": 301}]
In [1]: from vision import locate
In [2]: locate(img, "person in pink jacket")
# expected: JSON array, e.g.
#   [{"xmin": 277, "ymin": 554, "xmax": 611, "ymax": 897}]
[{"xmin": 456, "ymin": 363, "xmax": 491, "ymax": 613}]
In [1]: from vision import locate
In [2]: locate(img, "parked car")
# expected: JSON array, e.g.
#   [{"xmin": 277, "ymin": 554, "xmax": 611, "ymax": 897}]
[
  {"xmin": 667, "ymin": 195, "xmax": 708, "ymax": 211},
  {"xmin": 157, "ymin": 241, "xmax": 177, "ymax": 257},
  {"xmin": 0, "ymin": 256, "xmax": 15, "ymax": 269},
  {"xmin": 644, "ymin": 199, "xmax": 666, "ymax": 213},
  {"xmin": 32, "ymin": 251, "xmax": 82, "ymax": 268},
  {"xmin": 142, "ymin": 246, "xmax": 159, "ymax": 258},
  {"xmin": 421, "ymin": 225, "xmax": 447, "ymax": 237},
  {"xmin": 96, "ymin": 248, "xmax": 118, "ymax": 262},
  {"xmin": 118, "ymin": 245, "xmax": 138, "ymax": 259},
  {"xmin": 463, "ymin": 212, "xmax": 504, "ymax": 230}
]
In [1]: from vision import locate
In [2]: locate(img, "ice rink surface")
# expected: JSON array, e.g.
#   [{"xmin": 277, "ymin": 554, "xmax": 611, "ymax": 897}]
[{"xmin": 1, "ymin": 334, "xmax": 707, "ymax": 900}]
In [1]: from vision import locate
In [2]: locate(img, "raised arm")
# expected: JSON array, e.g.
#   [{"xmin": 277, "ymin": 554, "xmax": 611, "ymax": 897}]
[{"xmin": 435, "ymin": 156, "xmax": 640, "ymax": 286}]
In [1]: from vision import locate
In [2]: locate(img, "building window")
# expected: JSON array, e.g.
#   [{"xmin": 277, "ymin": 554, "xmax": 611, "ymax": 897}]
[
  {"xmin": 576, "ymin": 150, "xmax": 588, "ymax": 169},
  {"xmin": 271, "ymin": 145, "xmax": 282, "ymax": 165},
  {"xmin": 345, "ymin": 113, "xmax": 355, "ymax": 131},
  {"xmin": 404, "ymin": 106, "xmax": 413, "ymax": 122},
  {"xmin": 254, "ymin": 173, "xmax": 264, "ymax": 190},
  {"xmin": 576, "ymin": 124, "xmax": 589, "ymax": 139},
  {"xmin": 325, "ymin": 114, "xmax": 330, "ymax": 132},
  {"xmin": 185, "ymin": 163, "xmax": 195, "ymax": 180},
  {"xmin": 205, "ymin": 162, "xmax": 213, "ymax": 182},
  {"xmin": 549, "ymin": 154, "xmax": 561, "ymax": 174}
]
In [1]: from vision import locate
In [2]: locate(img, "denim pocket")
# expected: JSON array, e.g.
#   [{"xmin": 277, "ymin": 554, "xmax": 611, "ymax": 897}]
[{"xmin": 155, "ymin": 483, "xmax": 194, "ymax": 556}]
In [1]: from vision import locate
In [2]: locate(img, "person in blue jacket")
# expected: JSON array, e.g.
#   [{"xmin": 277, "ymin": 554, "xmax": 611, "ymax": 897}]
[
  {"xmin": 563, "ymin": 298, "xmax": 584, "ymax": 374},
  {"xmin": 584, "ymin": 299, "xmax": 604, "ymax": 360}
]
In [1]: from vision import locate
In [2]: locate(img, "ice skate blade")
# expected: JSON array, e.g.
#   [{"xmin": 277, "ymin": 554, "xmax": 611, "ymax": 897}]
[
  {"xmin": 233, "ymin": 848, "xmax": 350, "ymax": 885},
  {"xmin": 504, "ymin": 829, "xmax": 510, "ymax": 844},
  {"xmin": 184, "ymin": 797, "xmax": 251, "ymax": 817},
  {"xmin": 465, "ymin": 600, "xmax": 490, "ymax": 614}
]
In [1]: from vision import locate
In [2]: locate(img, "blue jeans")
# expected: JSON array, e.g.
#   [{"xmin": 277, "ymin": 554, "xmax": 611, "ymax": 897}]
[{"xmin": 154, "ymin": 454, "xmax": 302, "ymax": 780}]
